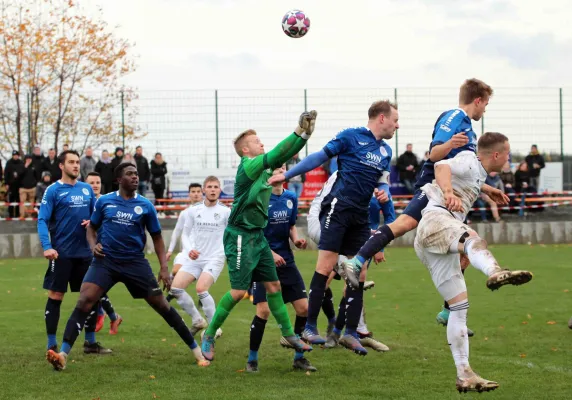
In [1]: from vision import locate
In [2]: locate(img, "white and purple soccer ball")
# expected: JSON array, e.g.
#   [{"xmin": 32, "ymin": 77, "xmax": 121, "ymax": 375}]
[{"xmin": 281, "ymin": 9, "xmax": 310, "ymax": 38}]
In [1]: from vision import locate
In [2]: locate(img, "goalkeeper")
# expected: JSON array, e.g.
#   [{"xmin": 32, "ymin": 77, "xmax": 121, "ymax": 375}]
[{"xmin": 201, "ymin": 111, "xmax": 318, "ymax": 362}]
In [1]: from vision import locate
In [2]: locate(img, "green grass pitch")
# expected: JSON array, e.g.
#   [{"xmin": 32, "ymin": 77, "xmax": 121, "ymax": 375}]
[{"xmin": 0, "ymin": 245, "xmax": 570, "ymax": 399}]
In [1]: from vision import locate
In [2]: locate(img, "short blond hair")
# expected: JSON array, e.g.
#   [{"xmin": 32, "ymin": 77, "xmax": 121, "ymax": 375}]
[
  {"xmin": 203, "ymin": 175, "xmax": 220, "ymax": 187},
  {"xmin": 233, "ymin": 129, "xmax": 257, "ymax": 156}
]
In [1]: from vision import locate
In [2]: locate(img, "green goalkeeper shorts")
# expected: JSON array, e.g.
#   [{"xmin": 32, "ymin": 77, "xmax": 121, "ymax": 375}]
[{"xmin": 224, "ymin": 225, "xmax": 278, "ymax": 290}]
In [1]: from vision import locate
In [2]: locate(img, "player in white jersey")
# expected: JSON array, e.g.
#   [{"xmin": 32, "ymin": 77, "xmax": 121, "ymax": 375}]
[
  {"xmin": 414, "ymin": 132, "xmax": 533, "ymax": 393},
  {"xmin": 308, "ymin": 171, "xmax": 389, "ymax": 352},
  {"xmin": 166, "ymin": 183, "xmax": 204, "ymax": 278},
  {"xmin": 168, "ymin": 177, "xmax": 230, "ymax": 336}
]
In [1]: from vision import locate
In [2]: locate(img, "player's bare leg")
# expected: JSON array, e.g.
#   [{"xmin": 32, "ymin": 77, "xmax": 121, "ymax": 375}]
[
  {"xmin": 342, "ymin": 214, "xmax": 418, "ymax": 289},
  {"xmin": 303, "ymin": 250, "xmax": 338, "ymax": 344},
  {"xmin": 459, "ymin": 232, "xmax": 533, "ymax": 290},
  {"xmin": 145, "ymin": 294, "xmax": 209, "ymax": 367},
  {"xmin": 169, "ymin": 271, "xmax": 207, "ymax": 335}
]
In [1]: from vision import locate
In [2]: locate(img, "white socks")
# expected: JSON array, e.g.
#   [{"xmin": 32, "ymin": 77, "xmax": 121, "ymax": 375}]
[
  {"xmin": 447, "ymin": 300, "xmax": 470, "ymax": 376},
  {"xmin": 357, "ymin": 307, "xmax": 368, "ymax": 333},
  {"xmin": 170, "ymin": 287, "xmax": 203, "ymax": 324},
  {"xmin": 464, "ymin": 237, "xmax": 500, "ymax": 277},
  {"xmin": 198, "ymin": 291, "xmax": 216, "ymax": 323}
]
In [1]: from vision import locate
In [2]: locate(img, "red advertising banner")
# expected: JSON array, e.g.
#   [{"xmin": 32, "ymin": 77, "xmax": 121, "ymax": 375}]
[{"xmin": 301, "ymin": 167, "xmax": 328, "ymax": 198}]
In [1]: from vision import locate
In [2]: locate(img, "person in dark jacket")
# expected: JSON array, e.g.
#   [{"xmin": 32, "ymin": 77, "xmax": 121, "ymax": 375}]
[
  {"xmin": 36, "ymin": 171, "xmax": 52, "ymax": 203},
  {"xmin": 5, "ymin": 150, "xmax": 23, "ymax": 218},
  {"xmin": 150, "ymin": 152, "xmax": 167, "ymax": 205},
  {"xmin": 524, "ymin": 144, "xmax": 545, "ymax": 190},
  {"xmin": 514, "ymin": 161, "xmax": 533, "ymax": 217},
  {"xmin": 18, "ymin": 154, "xmax": 38, "ymax": 218},
  {"xmin": 110, "ymin": 147, "xmax": 124, "ymax": 191},
  {"xmin": 134, "ymin": 146, "xmax": 150, "ymax": 196},
  {"xmin": 95, "ymin": 150, "xmax": 114, "ymax": 194},
  {"xmin": 31, "ymin": 145, "xmax": 45, "ymax": 181},
  {"xmin": 42, "ymin": 148, "xmax": 61, "ymax": 182},
  {"xmin": 396, "ymin": 143, "xmax": 419, "ymax": 194}
]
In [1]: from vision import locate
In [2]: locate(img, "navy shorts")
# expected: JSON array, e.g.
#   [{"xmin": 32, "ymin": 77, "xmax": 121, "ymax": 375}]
[
  {"xmin": 43, "ymin": 257, "xmax": 91, "ymax": 293},
  {"xmin": 83, "ymin": 257, "xmax": 162, "ymax": 299},
  {"xmin": 252, "ymin": 263, "xmax": 307, "ymax": 305},
  {"xmin": 318, "ymin": 198, "xmax": 370, "ymax": 256},
  {"xmin": 402, "ymin": 189, "xmax": 429, "ymax": 223}
]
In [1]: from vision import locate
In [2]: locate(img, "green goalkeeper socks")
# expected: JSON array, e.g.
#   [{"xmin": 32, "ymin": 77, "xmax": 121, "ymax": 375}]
[
  {"xmin": 205, "ymin": 291, "xmax": 237, "ymax": 337},
  {"xmin": 267, "ymin": 291, "xmax": 295, "ymax": 337}
]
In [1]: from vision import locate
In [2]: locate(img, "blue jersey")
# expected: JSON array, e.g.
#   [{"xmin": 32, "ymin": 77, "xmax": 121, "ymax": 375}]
[
  {"xmin": 90, "ymin": 192, "xmax": 162, "ymax": 261},
  {"xmin": 323, "ymin": 127, "xmax": 392, "ymax": 209},
  {"xmin": 37, "ymin": 181, "xmax": 96, "ymax": 258},
  {"xmin": 416, "ymin": 108, "xmax": 477, "ymax": 188},
  {"xmin": 263, "ymin": 190, "xmax": 298, "ymax": 264}
]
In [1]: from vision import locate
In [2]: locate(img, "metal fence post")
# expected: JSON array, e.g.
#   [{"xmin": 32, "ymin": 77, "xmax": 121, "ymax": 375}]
[
  {"xmin": 120, "ymin": 91, "xmax": 125, "ymax": 149},
  {"xmin": 215, "ymin": 90, "xmax": 220, "ymax": 168},
  {"xmin": 394, "ymin": 88, "xmax": 398, "ymax": 156},
  {"xmin": 560, "ymin": 88, "xmax": 564, "ymax": 161},
  {"xmin": 27, "ymin": 92, "xmax": 31, "ymax": 153},
  {"xmin": 304, "ymin": 89, "xmax": 308, "ymax": 157}
]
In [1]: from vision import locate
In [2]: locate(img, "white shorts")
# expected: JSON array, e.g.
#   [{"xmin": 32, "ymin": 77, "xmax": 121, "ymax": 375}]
[
  {"xmin": 307, "ymin": 213, "xmax": 321, "ymax": 245},
  {"xmin": 414, "ymin": 210, "xmax": 473, "ymax": 301},
  {"xmin": 179, "ymin": 257, "xmax": 226, "ymax": 282},
  {"xmin": 173, "ymin": 252, "xmax": 188, "ymax": 266}
]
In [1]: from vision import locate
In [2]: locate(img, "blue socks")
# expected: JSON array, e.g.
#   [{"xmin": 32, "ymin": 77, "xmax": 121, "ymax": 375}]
[
  {"xmin": 248, "ymin": 350, "xmax": 258, "ymax": 363},
  {"xmin": 85, "ymin": 331, "xmax": 96, "ymax": 345},
  {"xmin": 47, "ymin": 334, "xmax": 58, "ymax": 349},
  {"xmin": 61, "ymin": 342, "xmax": 72, "ymax": 354}
]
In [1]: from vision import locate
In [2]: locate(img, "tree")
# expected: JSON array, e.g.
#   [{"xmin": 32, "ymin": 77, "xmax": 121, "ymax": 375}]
[{"xmin": 0, "ymin": 0, "xmax": 142, "ymax": 160}]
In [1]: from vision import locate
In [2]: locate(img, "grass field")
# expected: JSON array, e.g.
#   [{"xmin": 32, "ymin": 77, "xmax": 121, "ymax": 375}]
[{"xmin": 1, "ymin": 245, "xmax": 571, "ymax": 400}]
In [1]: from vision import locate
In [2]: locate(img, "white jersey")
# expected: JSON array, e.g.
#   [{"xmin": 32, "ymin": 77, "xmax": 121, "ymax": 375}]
[
  {"xmin": 420, "ymin": 151, "xmax": 488, "ymax": 221},
  {"xmin": 308, "ymin": 171, "xmax": 338, "ymax": 221},
  {"xmin": 167, "ymin": 201, "xmax": 202, "ymax": 253},
  {"xmin": 182, "ymin": 201, "xmax": 230, "ymax": 260}
]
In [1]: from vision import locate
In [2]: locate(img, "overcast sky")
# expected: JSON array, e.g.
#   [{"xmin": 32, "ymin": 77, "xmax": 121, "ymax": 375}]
[{"xmin": 92, "ymin": 0, "xmax": 572, "ymax": 89}]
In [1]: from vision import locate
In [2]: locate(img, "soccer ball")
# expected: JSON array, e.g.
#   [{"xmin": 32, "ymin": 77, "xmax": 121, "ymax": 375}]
[{"xmin": 281, "ymin": 9, "xmax": 310, "ymax": 38}]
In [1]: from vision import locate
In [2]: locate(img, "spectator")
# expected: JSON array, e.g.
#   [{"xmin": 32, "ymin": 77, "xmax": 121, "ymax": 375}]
[
  {"xmin": 31, "ymin": 145, "xmax": 45, "ymax": 181},
  {"xmin": 525, "ymin": 144, "xmax": 545, "ymax": 191},
  {"xmin": 123, "ymin": 152, "xmax": 136, "ymax": 166},
  {"xmin": 416, "ymin": 150, "xmax": 430, "ymax": 181},
  {"xmin": 42, "ymin": 148, "xmax": 61, "ymax": 182},
  {"xmin": 95, "ymin": 150, "xmax": 114, "ymax": 194},
  {"xmin": 285, "ymin": 153, "xmax": 305, "ymax": 198},
  {"xmin": 36, "ymin": 171, "xmax": 52, "ymax": 203},
  {"xmin": 479, "ymin": 172, "xmax": 503, "ymax": 222},
  {"xmin": 150, "ymin": 152, "xmax": 167, "ymax": 205},
  {"xmin": 80, "ymin": 146, "xmax": 97, "ymax": 181},
  {"xmin": 18, "ymin": 154, "xmax": 38, "ymax": 218},
  {"xmin": 4, "ymin": 150, "xmax": 23, "ymax": 218},
  {"xmin": 515, "ymin": 161, "xmax": 533, "ymax": 217},
  {"xmin": 134, "ymin": 145, "xmax": 150, "ymax": 196},
  {"xmin": 396, "ymin": 143, "xmax": 419, "ymax": 194},
  {"xmin": 62, "ymin": 143, "xmax": 70, "ymax": 151},
  {"xmin": 110, "ymin": 147, "xmax": 124, "ymax": 191}
]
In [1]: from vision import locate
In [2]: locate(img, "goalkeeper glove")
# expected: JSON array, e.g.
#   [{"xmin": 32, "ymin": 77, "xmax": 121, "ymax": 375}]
[{"xmin": 294, "ymin": 110, "xmax": 318, "ymax": 139}]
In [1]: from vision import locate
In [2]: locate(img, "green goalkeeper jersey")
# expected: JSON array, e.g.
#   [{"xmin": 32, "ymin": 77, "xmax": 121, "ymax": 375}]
[{"xmin": 228, "ymin": 133, "xmax": 307, "ymax": 230}]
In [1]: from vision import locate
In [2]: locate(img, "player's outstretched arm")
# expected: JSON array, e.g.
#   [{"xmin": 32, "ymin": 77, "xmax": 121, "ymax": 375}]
[
  {"xmin": 264, "ymin": 110, "xmax": 318, "ymax": 169},
  {"xmin": 268, "ymin": 149, "xmax": 329, "ymax": 185},
  {"xmin": 37, "ymin": 186, "xmax": 57, "ymax": 259},
  {"xmin": 481, "ymin": 183, "xmax": 509, "ymax": 205}
]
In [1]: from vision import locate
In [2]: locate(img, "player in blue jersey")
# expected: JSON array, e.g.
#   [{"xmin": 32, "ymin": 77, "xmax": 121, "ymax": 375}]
[
  {"xmin": 269, "ymin": 100, "xmax": 398, "ymax": 355},
  {"xmin": 246, "ymin": 165, "xmax": 316, "ymax": 373},
  {"xmin": 38, "ymin": 150, "xmax": 111, "ymax": 357},
  {"xmin": 85, "ymin": 172, "xmax": 123, "ymax": 335},
  {"xmin": 341, "ymin": 80, "xmax": 509, "ymax": 298},
  {"xmin": 46, "ymin": 163, "xmax": 209, "ymax": 371}
]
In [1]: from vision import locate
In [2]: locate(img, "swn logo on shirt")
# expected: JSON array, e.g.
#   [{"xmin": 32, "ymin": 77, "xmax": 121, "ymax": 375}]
[
  {"xmin": 116, "ymin": 211, "xmax": 133, "ymax": 220},
  {"xmin": 366, "ymin": 152, "xmax": 382, "ymax": 163},
  {"xmin": 273, "ymin": 210, "xmax": 288, "ymax": 219}
]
